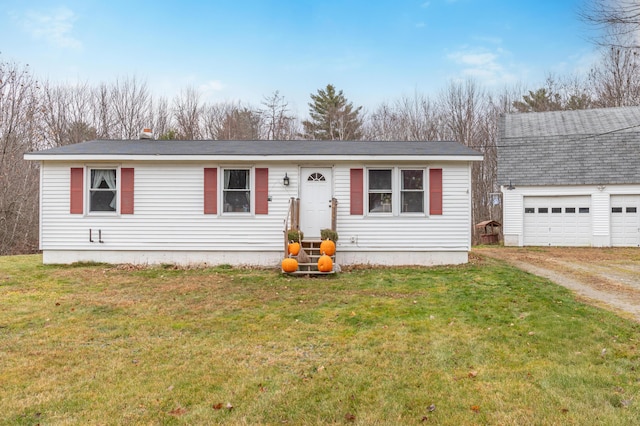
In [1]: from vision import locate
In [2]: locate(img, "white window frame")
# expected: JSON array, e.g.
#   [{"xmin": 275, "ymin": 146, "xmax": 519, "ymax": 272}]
[
  {"xmin": 222, "ymin": 167, "xmax": 252, "ymax": 214},
  {"xmin": 365, "ymin": 167, "xmax": 426, "ymax": 216},
  {"xmin": 87, "ymin": 166, "xmax": 119, "ymax": 215}
]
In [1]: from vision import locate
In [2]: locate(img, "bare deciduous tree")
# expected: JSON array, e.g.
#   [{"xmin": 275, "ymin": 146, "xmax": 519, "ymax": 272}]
[
  {"xmin": 0, "ymin": 61, "xmax": 41, "ymax": 254},
  {"xmin": 109, "ymin": 76, "xmax": 152, "ymax": 139},
  {"xmin": 581, "ymin": 0, "xmax": 640, "ymax": 49},
  {"xmin": 152, "ymin": 97, "xmax": 172, "ymax": 140},
  {"xmin": 173, "ymin": 87, "xmax": 202, "ymax": 139},
  {"xmin": 364, "ymin": 93, "xmax": 445, "ymax": 141},
  {"xmin": 439, "ymin": 80, "xmax": 498, "ymax": 240},
  {"xmin": 589, "ymin": 47, "xmax": 640, "ymax": 107},
  {"xmin": 260, "ymin": 91, "xmax": 298, "ymax": 140},
  {"xmin": 217, "ymin": 107, "xmax": 262, "ymax": 140}
]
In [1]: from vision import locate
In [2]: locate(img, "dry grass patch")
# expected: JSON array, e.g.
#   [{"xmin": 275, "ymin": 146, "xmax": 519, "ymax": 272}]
[{"xmin": 1, "ymin": 254, "xmax": 639, "ymax": 425}]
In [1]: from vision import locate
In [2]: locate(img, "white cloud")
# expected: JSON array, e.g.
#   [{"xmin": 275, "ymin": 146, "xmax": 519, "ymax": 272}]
[
  {"xmin": 557, "ymin": 49, "xmax": 600, "ymax": 77},
  {"xmin": 16, "ymin": 6, "xmax": 81, "ymax": 50},
  {"xmin": 198, "ymin": 79, "xmax": 226, "ymax": 102},
  {"xmin": 447, "ymin": 46, "xmax": 519, "ymax": 86},
  {"xmin": 200, "ymin": 80, "xmax": 225, "ymax": 92}
]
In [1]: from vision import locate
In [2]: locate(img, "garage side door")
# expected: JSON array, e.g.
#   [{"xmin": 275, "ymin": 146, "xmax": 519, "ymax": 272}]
[
  {"xmin": 523, "ymin": 196, "xmax": 591, "ymax": 246},
  {"xmin": 611, "ymin": 195, "xmax": 640, "ymax": 247}
]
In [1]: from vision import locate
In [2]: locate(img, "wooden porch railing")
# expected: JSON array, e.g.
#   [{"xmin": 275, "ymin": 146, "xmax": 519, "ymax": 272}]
[
  {"xmin": 283, "ymin": 197, "xmax": 338, "ymax": 256},
  {"xmin": 330, "ymin": 197, "xmax": 338, "ymax": 231},
  {"xmin": 283, "ymin": 197, "xmax": 300, "ymax": 255}
]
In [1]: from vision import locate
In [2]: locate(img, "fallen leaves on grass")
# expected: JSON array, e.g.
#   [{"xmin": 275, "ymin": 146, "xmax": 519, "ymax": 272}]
[
  {"xmin": 470, "ymin": 405, "xmax": 480, "ymax": 413},
  {"xmin": 212, "ymin": 402, "xmax": 233, "ymax": 411},
  {"xmin": 344, "ymin": 412, "xmax": 356, "ymax": 422},
  {"xmin": 168, "ymin": 407, "xmax": 187, "ymax": 416}
]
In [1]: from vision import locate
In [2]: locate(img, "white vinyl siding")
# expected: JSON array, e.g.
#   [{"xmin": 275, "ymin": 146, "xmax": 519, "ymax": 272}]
[
  {"xmin": 40, "ymin": 162, "xmax": 293, "ymax": 251},
  {"xmin": 38, "ymin": 160, "xmax": 474, "ymax": 263},
  {"xmin": 336, "ymin": 162, "xmax": 472, "ymax": 251}
]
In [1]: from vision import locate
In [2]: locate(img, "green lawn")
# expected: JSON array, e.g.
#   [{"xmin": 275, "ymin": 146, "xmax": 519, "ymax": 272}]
[{"xmin": 1, "ymin": 254, "xmax": 639, "ymax": 425}]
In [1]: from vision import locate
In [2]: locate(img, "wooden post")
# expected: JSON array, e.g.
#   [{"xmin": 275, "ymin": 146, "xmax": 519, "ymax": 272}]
[{"xmin": 331, "ymin": 198, "xmax": 337, "ymax": 231}]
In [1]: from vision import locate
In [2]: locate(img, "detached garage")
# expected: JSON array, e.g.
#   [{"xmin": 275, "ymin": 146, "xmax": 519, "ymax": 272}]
[{"xmin": 498, "ymin": 106, "xmax": 640, "ymax": 247}]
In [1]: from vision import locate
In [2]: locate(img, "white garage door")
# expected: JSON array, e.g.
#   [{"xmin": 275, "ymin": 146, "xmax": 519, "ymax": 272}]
[
  {"xmin": 523, "ymin": 196, "xmax": 591, "ymax": 246},
  {"xmin": 611, "ymin": 195, "xmax": 640, "ymax": 247}
]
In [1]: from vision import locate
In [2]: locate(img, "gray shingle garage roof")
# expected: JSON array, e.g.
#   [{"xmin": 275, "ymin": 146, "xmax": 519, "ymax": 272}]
[{"xmin": 498, "ymin": 107, "xmax": 640, "ymax": 186}]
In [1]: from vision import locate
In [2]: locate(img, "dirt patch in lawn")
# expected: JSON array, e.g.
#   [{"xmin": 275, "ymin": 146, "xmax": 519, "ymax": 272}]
[{"xmin": 474, "ymin": 246, "xmax": 640, "ymax": 322}]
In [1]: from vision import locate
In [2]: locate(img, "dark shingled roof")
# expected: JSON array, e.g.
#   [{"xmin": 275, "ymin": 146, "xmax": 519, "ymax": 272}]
[
  {"xmin": 28, "ymin": 139, "xmax": 482, "ymax": 157},
  {"xmin": 498, "ymin": 106, "xmax": 640, "ymax": 186}
]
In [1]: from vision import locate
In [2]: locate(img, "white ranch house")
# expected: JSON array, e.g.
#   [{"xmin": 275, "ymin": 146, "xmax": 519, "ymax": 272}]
[
  {"xmin": 499, "ymin": 106, "xmax": 640, "ymax": 247},
  {"xmin": 25, "ymin": 139, "xmax": 482, "ymax": 266}
]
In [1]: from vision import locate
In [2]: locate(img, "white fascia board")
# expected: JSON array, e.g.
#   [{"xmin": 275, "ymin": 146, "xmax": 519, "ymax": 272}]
[{"xmin": 24, "ymin": 154, "xmax": 484, "ymax": 162}]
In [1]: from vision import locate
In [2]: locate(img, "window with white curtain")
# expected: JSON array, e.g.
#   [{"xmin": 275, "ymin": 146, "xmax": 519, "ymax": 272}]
[
  {"xmin": 223, "ymin": 169, "xmax": 251, "ymax": 213},
  {"xmin": 90, "ymin": 169, "xmax": 117, "ymax": 212}
]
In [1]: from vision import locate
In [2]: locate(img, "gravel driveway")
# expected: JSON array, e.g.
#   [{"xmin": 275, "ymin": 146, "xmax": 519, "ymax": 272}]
[{"xmin": 474, "ymin": 246, "xmax": 640, "ymax": 322}]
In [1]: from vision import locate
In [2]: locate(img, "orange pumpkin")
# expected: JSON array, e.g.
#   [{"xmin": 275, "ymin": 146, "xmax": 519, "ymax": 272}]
[
  {"xmin": 317, "ymin": 254, "xmax": 333, "ymax": 272},
  {"xmin": 288, "ymin": 242, "xmax": 301, "ymax": 256},
  {"xmin": 281, "ymin": 257, "xmax": 298, "ymax": 273},
  {"xmin": 320, "ymin": 239, "xmax": 336, "ymax": 256}
]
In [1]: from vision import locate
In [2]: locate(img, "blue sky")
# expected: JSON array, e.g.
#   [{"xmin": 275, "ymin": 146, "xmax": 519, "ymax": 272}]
[{"xmin": 1, "ymin": 0, "xmax": 597, "ymax": 115}]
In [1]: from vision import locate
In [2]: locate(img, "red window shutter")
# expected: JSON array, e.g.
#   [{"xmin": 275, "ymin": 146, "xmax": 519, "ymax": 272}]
[
  {"xmin": 350, "ymin": 168, "xmax": 364, "ymax": 215},
  {"xmin": 255, "ymin": 168, "xmax": 269, "ymax": 215},
  {"xmin": 70, "ymin": 168, "xmax": 84, "ymax": 214},
  {"xmin": 429, "ymin": 168, "xmax": 443, "ymax": 215},
  {"xmin": 121, "ymin": 168, "xmax": 135, "ymax": 214},
  {"xmin": 204, "ymin": 168, "xmax": 218, "ymax": 214}
]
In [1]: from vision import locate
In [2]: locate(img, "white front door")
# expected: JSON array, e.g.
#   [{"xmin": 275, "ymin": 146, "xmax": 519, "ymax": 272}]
[{"xmin": 299, "ymin": 168, "xmax": 332, "ymax": 238}]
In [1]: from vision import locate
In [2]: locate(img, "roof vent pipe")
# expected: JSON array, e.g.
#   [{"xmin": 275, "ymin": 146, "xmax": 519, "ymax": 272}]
[{"xmin": 139, "ymin": 128, "xmax": 154, "ymax": 140}]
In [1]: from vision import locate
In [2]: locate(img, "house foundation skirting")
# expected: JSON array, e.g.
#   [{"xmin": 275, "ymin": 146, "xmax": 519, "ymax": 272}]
[
  {"xmin": 42, "ymin": 250, "xmax": 284, "ymax": 266},
  {"xmin": 42, "ymin": 249, "xmax": 469, "ymax": 267},
  {"xmin": 337, "ymin": 250, "xmax": 468, "ymax": 266}
]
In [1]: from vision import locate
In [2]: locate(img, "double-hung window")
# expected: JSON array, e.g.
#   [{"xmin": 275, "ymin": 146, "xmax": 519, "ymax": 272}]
[
  {"xmin": 223, "ymin": 169, "xmax": 251, "ymax": 213},
  {"xmin": 368, "ymin": 169, "xmax": 392, "ymax": 213},
  {"xmin": 89, "ymin": 169, "xmax": 117, "ymax": 212},
  {"xmin": 401, "ymin": 169, "xmax": 424, "ymax": 213},
  {"xmin": 367, "ymin": 168, "xmax": 425, "ymax": 214}
]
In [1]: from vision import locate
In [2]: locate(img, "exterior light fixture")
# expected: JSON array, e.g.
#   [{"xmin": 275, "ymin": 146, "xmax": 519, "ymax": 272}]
[
  {"xmin": 283, "ymin": 173, "xmax": 290, "ymax": 186},
  {"xmin": 506, "ymin": 179, "xmax": 515, "ymax": 190}
]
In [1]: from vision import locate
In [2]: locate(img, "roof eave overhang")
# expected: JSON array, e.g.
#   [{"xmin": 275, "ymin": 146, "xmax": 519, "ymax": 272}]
[{"xmin": 24, "ymin": 154, "xmax": 484, "ymax": 162}]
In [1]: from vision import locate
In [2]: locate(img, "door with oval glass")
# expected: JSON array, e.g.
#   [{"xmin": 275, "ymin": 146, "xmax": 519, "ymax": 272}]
[{"xmin": 299, "ymin": 167, "xmax": 332, "ymax": 238}]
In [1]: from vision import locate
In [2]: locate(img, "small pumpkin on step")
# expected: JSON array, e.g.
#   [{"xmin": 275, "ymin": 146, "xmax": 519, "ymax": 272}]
[
  {"xmin": 320, "ymin": 239, "xmax": 336, "ymax": 256},
  {"xmin": 317, "ymin": 254, "xmax": 333, "ymax": 272},
  {"xmin": 288, "ymin": 242, "xmax": 301, "ymax": 256},
  {"xmin": 281, "ymin": 257, "xmax": 298, "ymax": 273}
]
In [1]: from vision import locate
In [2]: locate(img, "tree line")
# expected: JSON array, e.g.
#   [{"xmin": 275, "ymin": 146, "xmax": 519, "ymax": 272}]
[{"xmin": 2, "ymin": 27, "xmax": 640, "ymax": 254}]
